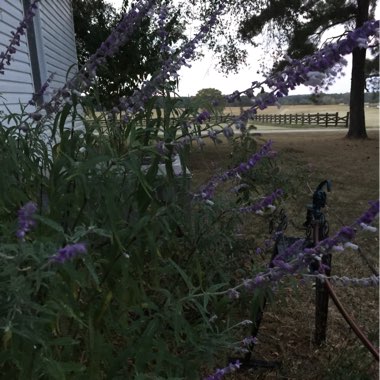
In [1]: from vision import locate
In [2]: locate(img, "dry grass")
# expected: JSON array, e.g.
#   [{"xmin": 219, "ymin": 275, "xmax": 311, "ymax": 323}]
[{"xmin": 189, "ymin": 130, "xmax": 379, "ymax": 380}]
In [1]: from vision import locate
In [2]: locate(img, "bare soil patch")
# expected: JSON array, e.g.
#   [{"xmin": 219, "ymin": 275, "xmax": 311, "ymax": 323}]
[{"xmin": 189, "ymin": 130, "xmax": 379, "ymax": 380}]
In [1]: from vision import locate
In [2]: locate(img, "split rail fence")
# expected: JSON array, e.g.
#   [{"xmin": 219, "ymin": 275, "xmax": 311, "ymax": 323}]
[
  {"xmin": 251, "ymin": 112, "xmax": 350, "ymax": 127},
  {"xmin": 88, "ymin": 111, "xmax": 350, "ymax": 130}
]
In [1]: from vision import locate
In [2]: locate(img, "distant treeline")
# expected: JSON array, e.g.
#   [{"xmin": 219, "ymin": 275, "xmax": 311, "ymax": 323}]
[
  {"xmin": 97, "ymin": 92, "xmax": 379, "ymax": 111},
  {"xmin": 276, "ymin": 92, "xmax": 379, "ymax": 106},
  {"xmin": 175, "ymin": 92, "xmax": 379, "ymax": 107}
]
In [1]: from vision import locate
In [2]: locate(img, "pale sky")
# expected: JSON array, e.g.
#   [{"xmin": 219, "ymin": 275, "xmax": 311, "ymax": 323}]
[{"xmin": 106, "ymin": 0, "xmax": 376, "ymax": 96}]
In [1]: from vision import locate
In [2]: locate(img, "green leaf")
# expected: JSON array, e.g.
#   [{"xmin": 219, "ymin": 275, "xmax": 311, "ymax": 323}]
[
  {"xmin": 34, "ymin": 215, "xmax": 64, "ymax": 234},
  {"xmin": 168, "ymin": 259, "xmax": 194, "ymax": 291},
  {"xmin": 83, "ymin": 258, "xmax": 100, "ymax": 288},
  {"xmin": 49, "ymin": 337, "xmax": 79, "ymax": 346},
  {"xmin": 42, "ymin": 357, "xmax": 67, "ymax": 380}
]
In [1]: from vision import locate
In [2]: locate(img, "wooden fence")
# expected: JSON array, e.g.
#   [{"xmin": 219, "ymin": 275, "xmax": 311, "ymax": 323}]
[
  {"xmin": 88, "ymin": 111, "xmax": 350, "ymax": 129},
  {"xmin": 251, "ymin": 112, "xmax": 350, "ymax": 127}
]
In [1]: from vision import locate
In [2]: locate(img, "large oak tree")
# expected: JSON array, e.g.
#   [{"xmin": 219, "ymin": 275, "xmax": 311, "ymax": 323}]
[{"xmin": 191, "ymin": 0, "xmax": 378, "ymax": 138}]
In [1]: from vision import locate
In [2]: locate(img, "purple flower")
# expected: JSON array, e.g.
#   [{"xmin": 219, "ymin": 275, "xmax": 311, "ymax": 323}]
[
  {"xmin": 223, "ymin": 125, "xmax": 234, "ymax": 138},
  {"xmin": 28, "ymin": 0, "xmax": 155, "ymax": 121},
  {"xmin": 50, "ymin": 243, "xmax": 87, "ymax": 263},
  {"xmin": 196, "ymin": 110, "xmax": 211, "ymax": 124},
  {"xmin": 227, "ymin": 289, "xmax": 240, "ymax": 299},
  {"xmin": 204, "ymin": 360, "xmax": 241, "ymax": 380},
  {"xmin": 156, "ymin": 5, "xmax": 170, "ymax": 55},
  {"xmin": 28, "ymin": 73, "xmax": 54, "ymax": 106},
  {"xmin": 117, "ymin": 5, "xmax": 224, "ymax": 121},
  {"xmin": 236, "ymin": 205, "xmax": 379, "ymax": 291},
  {"xmin": 224, "ymin": 20, "xmax": 380, "ymax": 129},
  {"xmin": 156, "ymin": 140, "xmax": 169, "ymax": 155},
  {"xmin": 242, "ymin": 336, "xmax": 258, "ymax": 347},
  {"xmin": 333, "ymin": 226, "xmax": 355, "ymax": 243},
  {"xmin": 0, "ymin": 0, "xmax": 40, "ymax": 75},
  {"xmin": 16, "ymin": 201, "xmax": 38, "ymax": 241},
  {"xmin": 29, "ymin": 112, "xmax": 43, "ymax": 122},
  {"xmin": 356, "ymin": 200, "xmax": 379, "ymax": 225},
  {"xmin": 197, "ymin": 141, "xmax": 274, "ymax": 201},
  {"xmin": 208, "ymin": 129, "xmax": 222, "ymax": 144},
  {"xmin": 238, "ymin": 189, "xmax": 284, "ymax": 213},
  {"xmin": 243, "ymin": 276, "xmax": 264, "ymax": 291}
]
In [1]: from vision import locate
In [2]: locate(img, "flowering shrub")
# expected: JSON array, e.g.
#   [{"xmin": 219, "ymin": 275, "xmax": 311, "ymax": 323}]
[{"xmin": 0, "ymin": 1, "xmax": 378, "ymax": 379}]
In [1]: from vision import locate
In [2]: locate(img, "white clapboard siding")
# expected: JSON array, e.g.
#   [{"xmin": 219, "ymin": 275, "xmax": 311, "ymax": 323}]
[
  {"xmin": 38, "ymin": 0, "xmax": 81, "ymax": 133},
  {"xmin": 0, "ymin": 0, "xmax": 80, "ymax": 132},
  {"xmin": 1, "ymin": 92, "xmax": 32, "ymax": 105},
  {"xmin": 38, "ymin": 0, "xmax": 78, "ymax": 92},
  {"xmin": 0, "ymin": 0, "xmax": 35, "ymax": 116}
]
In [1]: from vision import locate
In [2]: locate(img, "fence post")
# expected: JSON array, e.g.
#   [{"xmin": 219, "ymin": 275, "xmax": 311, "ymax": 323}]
[
  {"xmin": 345, "ymin": 112, "xmax": 350, "ymax": 128},
  {"xmin": 335, "ymin": 112, "xmax": 338, "ymax": 126},
  {"xmin": 325, "ymin": 113, "xmax": 328, "ymax": 127}
]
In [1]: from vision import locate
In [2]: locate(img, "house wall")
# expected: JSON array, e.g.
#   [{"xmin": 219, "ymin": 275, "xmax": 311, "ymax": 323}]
[
  {"xmin": 0, "ymin": 0, "xmax": 79, "ymax": 121},
  {"xmin": 38, "ymin": 0, "xmax": 78, "ymax": 94},
  {"xmin": 0, "ymin": 0, "xmax": 35, "ymax": 115}
]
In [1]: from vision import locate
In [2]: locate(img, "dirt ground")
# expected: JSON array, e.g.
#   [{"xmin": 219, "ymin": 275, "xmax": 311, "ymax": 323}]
[{"xmin": 189, "ymin": 129, "xmax": 379, "ymax": 380}]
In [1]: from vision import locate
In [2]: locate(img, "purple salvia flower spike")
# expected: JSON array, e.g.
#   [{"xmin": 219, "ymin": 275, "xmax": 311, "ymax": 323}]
[
  {"xmin": 197, "ymin": 141, "xmax": 274, "ymax": 201},
  {"xmin": 356, "ymin": 200, "xmax": 379, "ymax": 225},
  {"xmin": 16, "ymin": 201, "xmax": 38, "ymax": 241},
  {"xmin": 204, "ymin": 360, "xmax": 241, "ymax": 380},
  {"xmin": 238, "ymin": 189, "xmax": 284, "ymax": 214},
  {"xmin": 0, "ymin": 0, "xmax": 41, "ymax": 75},
  {"xmin": 231, "ymin": 201, "xmax": 379, "ymax": 293},
  {"xmin": 222, "ymin": 20, "xmax": 379, "ymax": 131},
  {"xmin": 28, "ymin": 0, "xmax": 155, "ymax": 121},
  {"xmin": 50, "ymin": 243, "xmax": 87, "ymax": 264},
  {"xmin": 117, "ymin": 5, "xmax": 225, "ymax": 121}
]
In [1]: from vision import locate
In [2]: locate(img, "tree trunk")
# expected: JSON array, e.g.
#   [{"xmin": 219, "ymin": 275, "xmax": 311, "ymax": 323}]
[{"xmin": 346, "ymin": 0, "xmax": 370, "ymax": 139}]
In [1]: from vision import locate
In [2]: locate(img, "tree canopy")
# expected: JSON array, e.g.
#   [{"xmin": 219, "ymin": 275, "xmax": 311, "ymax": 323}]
[
  {"xmin": 195, "ymin": 0, "xmax": 379, "ymax": 138},
  {"xmin": 72, "ymin": 0, "xmax": 187, "ymax": 109},
  {"xmin": 194, "ymin": 88, "xmax": 226, "ymax": 113},
  {"xmin": 72, "ymin": 0, "xmax": 379, "ymax": 137}
]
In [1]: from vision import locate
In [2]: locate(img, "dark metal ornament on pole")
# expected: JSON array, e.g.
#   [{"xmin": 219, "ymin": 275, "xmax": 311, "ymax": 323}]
[{"xmin": 305, "ymin": 180, "xmax": 332, "ymax": 345}]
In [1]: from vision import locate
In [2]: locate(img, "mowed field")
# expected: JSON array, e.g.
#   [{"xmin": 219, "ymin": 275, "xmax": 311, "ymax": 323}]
[
  {"xmin": 189, "ymin": 130, "xmax": 379, "ymax": 379},
  {"xmin": 94, "ymin": 104, "xmax": 379, "ymax": 129},
  {"xmin": 224, "ymin": 104, "xmax": 379, "ymax": 128}
]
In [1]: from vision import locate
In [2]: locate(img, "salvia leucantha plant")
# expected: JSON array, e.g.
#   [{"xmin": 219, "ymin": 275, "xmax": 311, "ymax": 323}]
[{"xmin": 0, "ymin": 1, "xmax": 379, "ymax": 378}]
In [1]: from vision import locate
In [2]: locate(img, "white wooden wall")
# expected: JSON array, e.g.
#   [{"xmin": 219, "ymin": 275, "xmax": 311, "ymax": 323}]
[
  {"xmin": 38, "ymin": 0, "xmax": 78, "ymax": 94},
  {"xmin": 0, "ymin": 0, "xmax": 35, "ymax": 115},
  {"xmin": 0, "ymin": 0, "xmax": 78, "ymax": 119}
]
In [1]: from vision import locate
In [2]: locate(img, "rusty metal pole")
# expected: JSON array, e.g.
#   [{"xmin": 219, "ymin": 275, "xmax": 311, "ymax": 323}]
[
  {"xmin": 303, "ymin": 179, "xmax": 332, "ymax": 346},
  {"xmin": 314, "ymin": 222, "xmax": 332, "ymax": 345}
]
